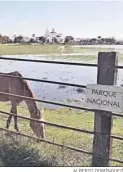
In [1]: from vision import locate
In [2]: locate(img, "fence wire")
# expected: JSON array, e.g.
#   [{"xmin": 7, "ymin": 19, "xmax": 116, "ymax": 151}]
[
  {"xmin": 0, "ymin": 127, "xmax": 123, "ymax": 164},
  {"xmin": 0, "ymin": 56, "xmax": 123, "ymax": 165},
  {"xmin": 0, "ymin": 57, "xmax": 98, "ymax": 66},
  {"xmin": 0, "ymin": 73, "xmax": 86, "ymax": 88},
  {"xmin": 0, "ymin": 109, "xmax": 123, "ymax": 141}
]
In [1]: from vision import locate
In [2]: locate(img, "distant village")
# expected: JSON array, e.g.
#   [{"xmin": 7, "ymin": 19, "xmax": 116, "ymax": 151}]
[{"xmin": 0, "ymin": 28, "xmax": 123, "ymax": 45}]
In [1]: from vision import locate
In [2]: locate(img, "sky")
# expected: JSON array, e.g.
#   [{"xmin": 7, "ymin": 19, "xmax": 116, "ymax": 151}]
[{"xmin": 0, "ymin": 1, "xmax": 123, "ymax": 39}]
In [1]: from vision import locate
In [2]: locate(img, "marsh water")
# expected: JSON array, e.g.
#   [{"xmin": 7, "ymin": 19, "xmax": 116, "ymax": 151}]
[{"xmin": 1, "ymin": 45, "xmax": 123, "ymax": 109}]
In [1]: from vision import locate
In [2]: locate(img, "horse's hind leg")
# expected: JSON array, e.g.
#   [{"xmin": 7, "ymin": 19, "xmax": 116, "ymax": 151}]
[
  {"xmin": 6, "ymin": 102, "xmax": 19, "ymax": 132},
  {"xmin": 14, "ymin": 114, "xmax": 19, "ymax": 132}
]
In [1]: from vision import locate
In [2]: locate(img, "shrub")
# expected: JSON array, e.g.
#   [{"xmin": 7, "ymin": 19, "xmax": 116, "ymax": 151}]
[{"xmin": 0, "ymin": 136, "xmax": 57, "ymax": 167}]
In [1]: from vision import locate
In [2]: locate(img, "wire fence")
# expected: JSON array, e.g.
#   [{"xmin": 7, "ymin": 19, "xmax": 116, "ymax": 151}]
[{"xmin": 0, "ymin": 56, "xmax": 123, "ymax": 166}]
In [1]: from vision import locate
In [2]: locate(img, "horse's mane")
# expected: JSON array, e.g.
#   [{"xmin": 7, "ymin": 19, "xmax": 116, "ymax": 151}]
[
  {"xmin": 12, "ymin": 71, "xmax": 35, "ymax": 98},
  {"xmin": 12, "ymin": 71, "xmax": 43, "ymax": 116}
]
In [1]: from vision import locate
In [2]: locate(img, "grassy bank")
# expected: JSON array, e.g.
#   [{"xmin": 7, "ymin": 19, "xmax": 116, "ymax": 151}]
[
  {"xmin": 0, "ymin": 44, "xmax": 123, "ymax": 61},
  {"xmin": 0, "ymin": 102, "xmax": 123, "ymax": 166},
  {"xmin": 0, "ymin": 44, "xmax": 67, "ymax": 55}
]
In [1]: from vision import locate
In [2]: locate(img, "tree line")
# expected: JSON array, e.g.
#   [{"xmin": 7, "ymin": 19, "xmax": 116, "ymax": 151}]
[{"xmin": 0, "ymin": 34, "xmax": 123, "ymax": 45}]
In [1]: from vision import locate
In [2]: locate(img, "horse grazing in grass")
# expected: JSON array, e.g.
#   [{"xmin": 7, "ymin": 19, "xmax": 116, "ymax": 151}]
[{"xmin": 0, "ymin": 71, "xmax": 45, "ymax": 138}]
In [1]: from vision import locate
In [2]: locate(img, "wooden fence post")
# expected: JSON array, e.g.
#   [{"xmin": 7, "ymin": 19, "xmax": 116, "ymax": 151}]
[{"xmin": 92, "ymin": 52, "xmax": 118, "ymax": 166}]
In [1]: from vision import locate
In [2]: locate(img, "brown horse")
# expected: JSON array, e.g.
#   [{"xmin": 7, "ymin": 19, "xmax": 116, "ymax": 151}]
[{"xmin": 0, "ymin": 71, "xmax": 45, "ymax": 138}]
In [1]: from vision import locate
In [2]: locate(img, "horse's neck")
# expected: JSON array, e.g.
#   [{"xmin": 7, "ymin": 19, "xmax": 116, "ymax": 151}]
[
  {"xmin": 23, "ymin": 83, "xmax": 39, "ymax": 118},
  {"xmin": 18, "ymin": 77, "xmax": 40, "ymax": 119},
  {"xmin": 25, "ymin": 99, "xmax": 38, "ymax": 118}
]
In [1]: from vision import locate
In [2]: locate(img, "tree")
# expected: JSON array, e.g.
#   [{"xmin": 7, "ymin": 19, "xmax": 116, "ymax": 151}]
[
  {"xmin": 29, "ymin": 38, "xmax": 36, "ymax": 43},
  {"xmin": 2, "ymin": 36, "xmax": 10, "ymax": 43},
  {"xmin": 32, "ymin": 34, "xmax": 36, "ymax": 38},
  {"xmin": 14, "ymin": 35, "xmax": 23, "ymax": 43},
  {"xmin": 97, "ymin": 36, "xmax": 101, "ymax": 39},
  {"xmin": 64, "ymin": 36, "xmax": 74, "ymax": 44},
  {"xmin": 38, "ymin": 36, "xmax": 46, "ymax": 43},
  {"xmin": 52, "ymin": 37, "xmax": 59, "ymax": 44}
]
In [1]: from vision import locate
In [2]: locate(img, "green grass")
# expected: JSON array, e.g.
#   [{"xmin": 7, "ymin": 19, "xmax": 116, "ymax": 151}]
[
  {"xmin": 0, "ymin": 44, "xmax": 98, "ymax": 55},
  {"xmin": 1, "ymin": 44, "xmax": 123, "ymax": 62},
  {"xmin": 0, "ymin": 44, "xmax": 74, "ymax": 55},
  {"xmin": 0, "ymin": 102, "xmax": 123, "ymax": 166}
]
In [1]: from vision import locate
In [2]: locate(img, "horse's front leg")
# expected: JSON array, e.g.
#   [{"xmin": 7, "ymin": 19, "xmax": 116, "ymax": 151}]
[{"xmin": 6, "ymin": 112, "xmax": 12, "ymax": 129}]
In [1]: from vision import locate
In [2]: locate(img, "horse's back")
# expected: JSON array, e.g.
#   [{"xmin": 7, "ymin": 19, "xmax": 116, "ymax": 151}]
[
  {"xmin": 0, "ymin": 71, "xmax": 33, "ymax": 103},
  {"xmin": 0, "ymin": 73, "xmax": 10, "ymax": 92},
  {"xmin": 0, "ymin": 71, "xmax": 24, "ymax": 102}
]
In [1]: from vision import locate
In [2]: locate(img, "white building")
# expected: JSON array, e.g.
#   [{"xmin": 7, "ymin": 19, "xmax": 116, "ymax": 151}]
[{"xmin": 44, "ymin": 28, "xmax": 66, "ymax": 44}]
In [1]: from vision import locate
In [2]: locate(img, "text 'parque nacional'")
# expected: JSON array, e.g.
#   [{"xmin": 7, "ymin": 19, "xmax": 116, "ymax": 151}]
[{"xmin": 85, "ymin": 84, "xmax": 123, "ymax": 113}]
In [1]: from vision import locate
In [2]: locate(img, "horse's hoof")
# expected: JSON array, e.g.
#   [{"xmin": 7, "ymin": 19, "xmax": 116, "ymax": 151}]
[
  {"xmin": 36, "ymin": 138, "xmax": 41, "ymax": 143},
  {"xmin": 15, "ymin": 128, "xmax": 20, "ymax": 133}
]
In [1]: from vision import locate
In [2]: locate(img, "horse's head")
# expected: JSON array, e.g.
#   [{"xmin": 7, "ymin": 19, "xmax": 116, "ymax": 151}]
[{"xmin": 30, "ymin": 108, "xmax": 45, "ymax": 139}]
